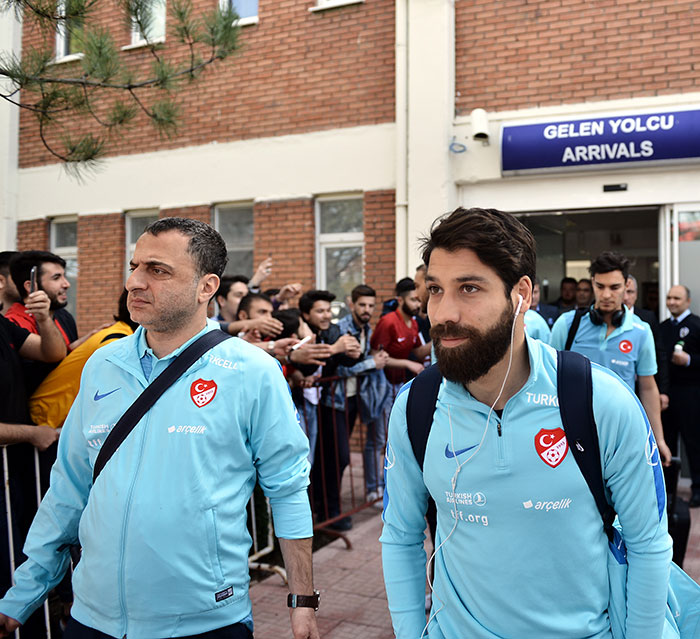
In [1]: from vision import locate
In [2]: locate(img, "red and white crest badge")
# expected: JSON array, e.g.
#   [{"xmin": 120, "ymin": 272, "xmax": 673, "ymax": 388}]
[
  {"xmin": 190, "ymin": 379, "xmax": 217, "ymax": 408},
  {"xmin": 535, "ymin": 428, "xmax": 569, "ymax": 468},
  {"xmin": 619, "ymin": 340, "xmax": 633, "ymax": 354}
]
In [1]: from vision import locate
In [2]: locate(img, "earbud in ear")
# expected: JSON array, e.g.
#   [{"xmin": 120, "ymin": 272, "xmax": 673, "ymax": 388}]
[{"xmin": 514, "ymin": 294, "xmax": 524, "ymax": 318}]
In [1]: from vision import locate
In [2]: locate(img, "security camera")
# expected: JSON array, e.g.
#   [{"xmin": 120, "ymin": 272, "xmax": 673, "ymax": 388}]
[{"xmin": 471, "ymin": 108, "xmax": 489, "ymax": 143}]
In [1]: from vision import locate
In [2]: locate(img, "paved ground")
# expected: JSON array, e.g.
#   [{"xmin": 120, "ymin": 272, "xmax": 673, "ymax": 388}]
[{"xmin": 250, "ymin": 474, "xmax": 700, "ymax": 639}]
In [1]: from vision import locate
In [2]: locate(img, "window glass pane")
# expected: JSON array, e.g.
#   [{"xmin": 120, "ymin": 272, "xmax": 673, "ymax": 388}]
[
  {"xmin": 129, "ymin": 215, "xmax": 159, "ymax": 242},
  {"xmin": 66, "ymin": 24, "xmax": 84, "ymax": 55},
  {"xmin": 225, "ymin": 249, "xmax": 253, "ymax": 277},
  {"xmin": 231, "ymin": 0, "xmax": 257, "ymax": 19},
  {"xmin": 319, "ymin": 200, "xmax": 363, "ymax": 234},
  {"xmin": 679, "ymin": 211, "xmax": 700, "ymax": 242},
  {"xmin": 218, "ymin": 208, "xmax": 254, "ymax": 245},
  {"xmin": 53, "ymin": 221, "xmax": 77, "ymax": 248},
  {"xmin": 324, "ymin": 245, "xmax": 363, "ymax": 302}
]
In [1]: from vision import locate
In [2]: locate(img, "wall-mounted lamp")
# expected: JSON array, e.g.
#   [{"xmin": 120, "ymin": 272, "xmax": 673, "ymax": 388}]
[{"xmin": 471, "ymin": 108, "xmax": 490, "ymax": 144}]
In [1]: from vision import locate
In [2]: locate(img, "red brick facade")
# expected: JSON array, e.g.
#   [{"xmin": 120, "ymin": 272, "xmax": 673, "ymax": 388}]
[
  {"xmin": 16, "ymin": 194, "xmax": 396, "ymax": 330},
  {"xmin": 76, "ymin": 213, "xmax": 126, "ymax": 334},
  {"xmin": 16, "ymin": 219, "xmax": 49, "ymax": 251},
  {"xmin": 253, "ymin": 198, "xmax": 316, "ymax": 295},
  {"xmin": 363, "ymin": 189, "xmax": 395, "ymax": 306},
  {"xmin": 19, "ymin": 0, "xmax": 396, "ymax": 168},
  {"xmin": 455, "ymin": 0, "xmax": 700, "ymax": 114}
]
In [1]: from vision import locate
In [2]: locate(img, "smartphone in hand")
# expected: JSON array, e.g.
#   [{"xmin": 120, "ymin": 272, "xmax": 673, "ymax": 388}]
[{"xmin": 30, "ymin": 266, "xmax": 38, "ymax": 293}]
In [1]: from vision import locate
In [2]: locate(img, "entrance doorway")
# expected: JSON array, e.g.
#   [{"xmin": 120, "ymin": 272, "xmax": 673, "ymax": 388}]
[{"xmin": 515, "ymin": 206, "xmax": 660, "ymax": 315}]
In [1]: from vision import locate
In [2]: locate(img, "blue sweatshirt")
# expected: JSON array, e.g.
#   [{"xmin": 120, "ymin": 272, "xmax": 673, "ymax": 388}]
[
  {"xmin": 0, "ymin": 320, "xmax": 312, "ymax": 638},
  {"xmin": 380, "ymin": 336, "xmax": 671, "ymax": 639}
]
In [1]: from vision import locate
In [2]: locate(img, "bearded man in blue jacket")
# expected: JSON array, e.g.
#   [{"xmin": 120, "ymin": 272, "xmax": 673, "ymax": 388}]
[
  {"xmin": 0, "ymin": 218, "xmax": 319, "ymax": 639},
  {"xmin": 380, "ymin": 208, "xmax": 672, "ymax": 639}
]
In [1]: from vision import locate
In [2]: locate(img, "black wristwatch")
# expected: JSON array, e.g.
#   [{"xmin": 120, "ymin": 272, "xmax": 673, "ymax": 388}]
[{"xmin": 287, "ymin": 590, "xmax": 320, "ymax": 611}]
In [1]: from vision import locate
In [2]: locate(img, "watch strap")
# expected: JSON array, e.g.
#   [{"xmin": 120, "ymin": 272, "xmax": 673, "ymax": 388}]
[{"xmin": 287, "ymin": 590, "xmax": 320, "ymax": 610}]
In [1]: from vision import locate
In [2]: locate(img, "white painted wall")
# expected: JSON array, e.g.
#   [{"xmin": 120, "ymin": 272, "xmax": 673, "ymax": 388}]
[
  {"xmin": 0, "ymin": 9, "xmax": 21, "ymax": 250},
  {"xmin": 451, "ymin": 93, "xmax": 700, "ymax": 212},
  {"xmin": 17, "ymin": 123, "xmax": 396, "ymax": 219}
]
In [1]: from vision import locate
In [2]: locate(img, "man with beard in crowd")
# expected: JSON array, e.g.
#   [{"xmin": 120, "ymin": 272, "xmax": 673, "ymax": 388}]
[
  {"xmin": 371, "ymin": 278, "xmax": 431, "ymax": 392},
  {"xmin": 380, "ymin": 208, "xmax": 671, "ymax": 639}
]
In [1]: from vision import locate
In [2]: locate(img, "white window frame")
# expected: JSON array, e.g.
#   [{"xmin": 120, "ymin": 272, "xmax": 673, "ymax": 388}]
[
  {"xmin": 127, "ymin": 0, "xmax": 167, "ymax": 48},
  {"xmin": 50, "ymin": 216, "xmax": 79, "ymax": 317},
  {"xmin": 125, "ymin": 210, "xmax": 160, "ymax": 280},
  {"xmin": 315, "ymin": 195, "xmax": 364, "ymax": 291},
  {"xmin": 214, "ymin": 203, "xmax": 255, "ymax": 276},
  {"xmin": 54, "ymin": 0, "xmax": 84, "ymax": 62},
  {"xmin": 309, "ymin": 0, "xmax": 364, "ymax": 13},
  {"xmin": 219, "ymin": 0, "xmax": 259, "ymax": 26}
]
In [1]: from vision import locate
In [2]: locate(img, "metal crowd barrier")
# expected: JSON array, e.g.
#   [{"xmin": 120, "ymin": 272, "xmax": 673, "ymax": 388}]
[
  {"xmin": 2, "ymin": 446, "xmax": 52, "ymax": 639},
  {"xmin": 296, "ymin": 373, "xmax": 397, "ymax": 548}
]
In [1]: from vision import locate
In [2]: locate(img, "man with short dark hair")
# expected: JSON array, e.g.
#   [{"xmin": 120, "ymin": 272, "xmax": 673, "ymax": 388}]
[
  {"xmin": 551, "ymin": 251, "xmax": 671, "ymax": 465},
  {"xmin": 576, "ymin": 278, "xmax": 594, "ymax": 309},
  {"xmin": 555, "ymin": 276, "xmax": 578, "ymax": 315},
  {"xmin": 295, "ymin": 289, "xmax": 361, "ymax": 529},
  {"xmin": 381, "ymin": 208, "xmax": 672, "ymax": 639},
  {"xmin": 659, "ymin": 285, "xmax": 700, "ymax": 506},
  {"xmin": 370, "ymin": 278, "xmax": 431, "ymax": 389},
  {"xmin": 327, "ymin": 285, "xmax": 390, "ymax": 503},
  {"xmin": 215, "ymin": 275, "xmax": 250, "ymax": 323},
  {"xmin": 6, "ymin": 251, "xmax": 78, "ymax": 394},
  {"xmin": 0, "ymin": 218, "xmax": 319, "ymax": 639},
  {"xmin": 0, "ymin": 251, "xmax": 19, "ymax": 315}
]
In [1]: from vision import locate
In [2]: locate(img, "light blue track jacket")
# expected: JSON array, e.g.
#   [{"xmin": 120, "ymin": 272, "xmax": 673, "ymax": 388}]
[
  {"xmin": 0, "ymin": 321, "xmax": 312, "ymax": 638},
  {"xmin": 524, "ymin": 308, "xmax": 551, "ymax": 344},
  {"xmin": 380, "ymin": 335, "xmax": 672, "ymax": 639},
  {"xmin": 550, "ymin": 307, "xmax": 657, "ymax": 390}
]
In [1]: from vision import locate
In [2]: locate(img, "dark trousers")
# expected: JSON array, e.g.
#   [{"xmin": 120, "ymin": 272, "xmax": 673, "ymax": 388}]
[
  {"xmin": 63, "ymin": 617, "xmax": 253, "ymax": 639},
  {"xmin": 312, "ymin": 397, "xmax": 358, "ymax": 519},
  {"xmin": 663, "ymin": 385, "xmax": 700, "ymax": 492}
]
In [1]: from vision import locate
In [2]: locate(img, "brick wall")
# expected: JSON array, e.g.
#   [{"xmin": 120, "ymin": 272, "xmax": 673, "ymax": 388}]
[
  {"xmin": 364, "ymin": 189, "xmax": 395, "ymax": 307},
  {"xmin": 16, "ymin": 219, "xmax": 49, "ymax": 251},
  {"xmin": 456, "ymin": 0, "xmax": 700, "ymax": 114},
  {"xmin": 76, "ymin": 213, "xmax": 126, "ymax": 334},
  {"xmin": 19, "ymin": 0, "xmax": 395, "ymax": 167},
  {"xmin": 253, "ymin": 198, "xmax": 316, "ymax": 298},
  {"xmin": 160, "ymin": 206, "xmax": 212, "ymax": 224}
]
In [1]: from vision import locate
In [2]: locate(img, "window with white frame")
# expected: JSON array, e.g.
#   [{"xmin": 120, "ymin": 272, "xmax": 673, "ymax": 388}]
[
  {"xmin": 215, "ymin": 205, "xmax": 254, "ymax": 276},
  {"xmin": 55, "ymin": 0, "xmax": 84, "ymax": 60},
  {"xmin": 221, "ymin": 0, "xmax": 258, "ymax": 25},
  {"xmin": 316, "ymin": 197, "xmax": 364, "ymax": 307},
  {"xmin": 309, "ymin": 0, "xmax": 364, "ymax": 13},
  {"xmin": 125, "ymin": 211, "xmax": 159, "ymax": 279},
  {"xmin": 131, "ymin": 0, "xmax": 167, "ymax": 45},
  {"xmin": 50, "ymin": 218, "xmax": 78, "ymax": 318}
]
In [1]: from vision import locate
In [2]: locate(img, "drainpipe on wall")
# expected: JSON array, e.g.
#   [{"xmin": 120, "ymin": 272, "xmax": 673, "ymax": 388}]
[
  {"xmin": 394, "ymin": 0, "xmax": 409, "ymax": 280},
  {"xmin": 0, "ymin": 10, "xmax": 21, "ymax": 250}
]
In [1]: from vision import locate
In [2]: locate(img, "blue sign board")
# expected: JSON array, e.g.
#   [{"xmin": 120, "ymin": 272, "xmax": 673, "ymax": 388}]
[{"xmin": 501, "ymin": 109, "xmax": 700, "ymax": 173}]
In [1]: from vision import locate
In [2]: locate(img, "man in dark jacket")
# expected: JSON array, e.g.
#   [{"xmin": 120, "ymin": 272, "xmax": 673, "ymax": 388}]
[
  {"xmin": 296, "ymin": 290, "xmax": 361, "ymax": 530},
  {"xmin": 659, "ymin": 285, "xmax": 700, "ymax": 506}
]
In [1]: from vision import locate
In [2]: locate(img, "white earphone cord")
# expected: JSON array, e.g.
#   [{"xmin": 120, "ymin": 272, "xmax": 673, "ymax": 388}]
[{"xmin": 420, "ymin": 295, "xmax": 522, "ymax": 638}]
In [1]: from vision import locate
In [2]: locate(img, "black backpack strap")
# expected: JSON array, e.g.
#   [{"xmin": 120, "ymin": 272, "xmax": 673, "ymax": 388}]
[
  {"xmin": 564, "ymin": 308, "xmax": 588, "ymax": 351},
  {"xmin": 557, "ymin": 350, "xmax": 616, "ymax": 541},
  {"xmin": 92, "ymin": 329, "xmax": 231, "ymax": 483},
  {"xmin": 406, "ymin": 363, "xmax": 442, "ymax": 471}
]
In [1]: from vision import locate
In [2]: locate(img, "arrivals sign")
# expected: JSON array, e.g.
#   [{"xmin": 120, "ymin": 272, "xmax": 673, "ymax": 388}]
[{"xmin": 501, "ymin": 109, "xmax": 700, "ymax": 174}]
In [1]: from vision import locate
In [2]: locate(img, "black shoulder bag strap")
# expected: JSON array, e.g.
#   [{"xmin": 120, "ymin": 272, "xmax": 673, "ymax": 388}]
[
  {"xmin": 564, "ymin": 307, "xmax": 588, "ymax": 351},
  {"xmin": 92, "ymin": 329, "xmax": 231, "ymax": 484},
  {"xmin": 557, "ymin": 349, "xmax": 616, "ymax": 541},
  {"xmin": 406, "ymin": 363, "xmax": 442, "ymax": 471},
  {"xmin": 99, "ymin": 332, "xmax": 129, "ymax": 344}
]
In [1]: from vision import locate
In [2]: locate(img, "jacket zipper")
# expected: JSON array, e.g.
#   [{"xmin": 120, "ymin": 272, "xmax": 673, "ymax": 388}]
[{"xmin": 116, "ymin": 408, "xmax": 150, "ymax": 638}]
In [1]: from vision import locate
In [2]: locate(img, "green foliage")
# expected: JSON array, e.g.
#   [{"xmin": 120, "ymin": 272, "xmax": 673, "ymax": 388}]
[{"xmin": 0, "ymin": 0, "xmax": 241, "ymax": 175}]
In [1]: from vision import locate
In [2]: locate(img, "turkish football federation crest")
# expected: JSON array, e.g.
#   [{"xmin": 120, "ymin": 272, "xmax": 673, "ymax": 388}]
[
  {"xmin": 190, "ymin": 379, "xmax": 217, "ymax": 407},
  {"xmin": 535, "ymin": 428, "xmax": 569, "ymax": 468}
]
